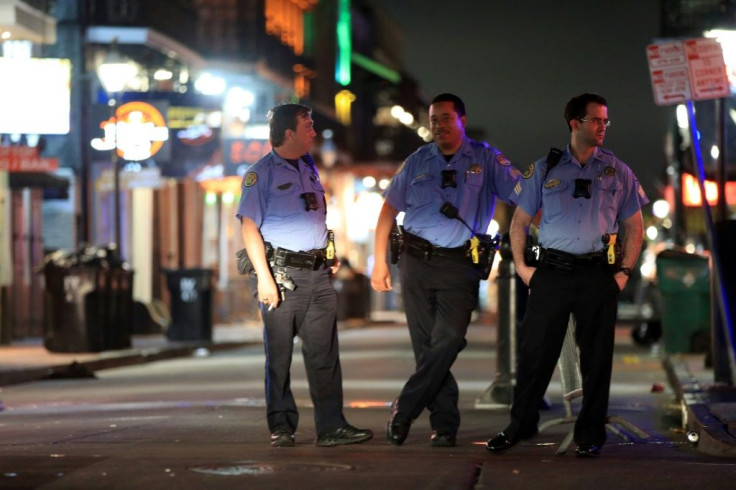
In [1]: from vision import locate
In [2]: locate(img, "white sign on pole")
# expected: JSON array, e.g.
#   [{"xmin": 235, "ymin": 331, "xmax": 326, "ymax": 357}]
[
  {"xmin": 685, "ymin": 37, "xmax": 730, "ymax": 101},
  {"xmin": 646, "ymin": 41, "xmax": 691, "ymax": 106},
  {"xmin": 647, "ymin": 37, "xmax": 731, "ymax": 105}
]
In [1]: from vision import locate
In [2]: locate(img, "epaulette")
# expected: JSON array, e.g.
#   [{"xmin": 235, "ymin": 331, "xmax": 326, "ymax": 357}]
[
  {"xmin": 468, "ymin": 139, "xmax": 491, "ymax": 150},
  {"xmin": 543, "ymin": 148, "xmax": 563, "ymax": 179}
]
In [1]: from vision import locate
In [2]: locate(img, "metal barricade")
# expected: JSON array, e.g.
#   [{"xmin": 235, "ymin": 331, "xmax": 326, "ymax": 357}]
[{"xmin": 538, "ymin": 315, "xmax": 650, "ymax": 455}]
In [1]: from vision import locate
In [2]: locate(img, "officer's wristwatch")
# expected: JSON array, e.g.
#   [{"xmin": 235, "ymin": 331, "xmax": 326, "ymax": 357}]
[{"xmin": 619, "ymin": 267, "xmax": 632, "ymax": 277}]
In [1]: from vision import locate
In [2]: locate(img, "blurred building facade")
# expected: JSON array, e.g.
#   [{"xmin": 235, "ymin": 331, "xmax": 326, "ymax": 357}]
[
  {"xmin": 0, "ymin": 0, "xmax": 428, "ymax": 342},
  {"xmin": 659, "ymin": 0, "xmax": 736, "ymax": 383},
  {"xmin": 659, "ymin": 0, "xmax": 736, "ymax": 243}
]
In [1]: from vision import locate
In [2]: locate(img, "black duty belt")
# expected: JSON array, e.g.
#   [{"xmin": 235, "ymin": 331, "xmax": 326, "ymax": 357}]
[
  {"xmin": 403, "ymin": 231, "xmax": 468, "ymax": 260},
  {"xmin": 539, "ymin": 247, "xmax": 606, "ymax": 273},
  {"xmin": 272, "ymin": 247, "xmax": 326, "ymax": 270}
]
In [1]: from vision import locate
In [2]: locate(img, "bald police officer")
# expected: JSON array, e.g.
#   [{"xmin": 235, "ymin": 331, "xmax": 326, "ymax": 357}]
[
  {"xmin": 237, "ymin": 103, "xmax": 372, "ymax": 448},
  {"xmin": 486, "ymin": 93, "xmax": 648, "ymax": 458},
  {"xmin": 372, "ymin": 93, "xmax": 520, "ymax": 447}
]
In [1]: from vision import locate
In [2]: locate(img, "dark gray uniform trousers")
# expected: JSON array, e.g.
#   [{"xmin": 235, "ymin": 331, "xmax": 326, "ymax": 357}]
[
  {"xmin": 396, "ymin": 251, "xmax": 481, "ymax": 436},
  {"xmin": 255, "ymin": 266, "xmax": 347, "ymax": 436}
]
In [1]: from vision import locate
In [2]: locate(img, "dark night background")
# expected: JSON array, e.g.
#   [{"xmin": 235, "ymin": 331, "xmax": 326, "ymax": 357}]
[{"xmin": 374, "ymin": 0, "xmax": 671, "ymax": 201}]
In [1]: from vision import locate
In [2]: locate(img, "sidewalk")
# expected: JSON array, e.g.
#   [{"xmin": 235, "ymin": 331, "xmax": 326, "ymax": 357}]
[
  {"xmin": 0, "ymin": 322, "xmax": 265, "ymax": 388},
  {"xmin": 0, "ymin": 314, "xmax": 402, "ymax": 388},
  {"xmin": 2, "ymin": 318, "xmax": 736, "ymax": 458}
]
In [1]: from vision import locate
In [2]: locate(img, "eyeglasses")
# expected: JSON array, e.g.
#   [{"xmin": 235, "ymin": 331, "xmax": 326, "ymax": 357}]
[{"xmin": 578, "ymin": 117, "xmax": 611, "ymax": 128}]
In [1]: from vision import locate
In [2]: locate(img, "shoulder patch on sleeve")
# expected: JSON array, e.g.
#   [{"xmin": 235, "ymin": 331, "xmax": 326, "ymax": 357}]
[
  {"xmin": 244, "ymin": 171, "xmax": 258, "ymax": 187},
  {"xmin": 638, "ymin": 181, "xmax": 647, "ymax": 200},
  {"xmin": 496, "ymin": 153, "xmax": 511, "ymax": 166},
  {"xmin": 522, "ymin": 163, "xmax": 535, "ymax": 179}
]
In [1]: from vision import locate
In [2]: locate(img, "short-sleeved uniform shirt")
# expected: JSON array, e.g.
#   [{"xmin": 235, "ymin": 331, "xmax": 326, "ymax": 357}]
[
  {"xmin": 509, "ymin": 146, "xmax": 649, "ymax": 255},
  {"xmin": 384, "ymin": 137, "xmax": 520, "ymax": 248},
  {"xmin": 236, "ymin": 151, "xmax": 327, "ymax": 252}
]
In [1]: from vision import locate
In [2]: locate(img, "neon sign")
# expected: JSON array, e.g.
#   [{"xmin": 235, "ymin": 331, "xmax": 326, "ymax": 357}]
[{"xmin": 91, "ymin": 101, "xmax": 169, "ymax": 161}]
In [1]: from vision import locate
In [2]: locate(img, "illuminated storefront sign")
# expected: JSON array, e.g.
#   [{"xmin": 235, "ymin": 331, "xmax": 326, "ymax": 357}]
[
  {"xmin": 0, "ymin": 146, "xmax": 59, "ymax": 172},
  {"xmin": 264, "ymin": 0, "xmax": 318, "ymax": 55},
  {"xmin": 681, "ymin": 172, "xmax": 736, "ymax": 206},
  {"xmin": 225, "ymin": 139, "xmax": 272, "ymax": 166},
  {"xmin": 90, "ymin": 101, "xmax": 169, "ymax": 161}
]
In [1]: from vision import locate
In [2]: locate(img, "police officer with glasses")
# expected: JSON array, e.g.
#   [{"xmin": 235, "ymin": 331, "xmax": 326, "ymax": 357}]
[{"xmin": 486, "ymin": 93, "xmax": 648, "ymax": 458}]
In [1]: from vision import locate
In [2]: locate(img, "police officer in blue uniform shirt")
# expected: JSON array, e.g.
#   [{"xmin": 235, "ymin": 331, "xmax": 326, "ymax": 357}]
[
  {"xmin": 486, "ymin": 93, "xmax": 648, "ymax": 458},
  {"xmin": 237, "ymin": 103, "xmax": 372, "ymax": 448},
  {"xmin": 372, "ymin": 93, "xmax": 520, "ymax": 447}
]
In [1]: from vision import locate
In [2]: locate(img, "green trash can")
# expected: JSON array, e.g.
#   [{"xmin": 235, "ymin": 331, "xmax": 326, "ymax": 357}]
[{"xmin": 655, "ymin": 249, "xmax": 711, "ymax": 353}]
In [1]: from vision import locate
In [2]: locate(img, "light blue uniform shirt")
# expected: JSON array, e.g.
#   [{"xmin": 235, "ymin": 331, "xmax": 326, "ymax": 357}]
[
  {"xmin": 236, "ymin": 151, "xmax": 328, "ymax": 252},
  {"xmin": 385, "ymin": 137, "xmax": 520, "ymax": 248},
  {"xmin": 509, "ymin": 146, "xmax": 649, "ymax": 255}
]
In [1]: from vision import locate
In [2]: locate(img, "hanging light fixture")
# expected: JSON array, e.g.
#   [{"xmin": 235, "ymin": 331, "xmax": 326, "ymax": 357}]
[{"xmin": 96, "ymin": 41, "xmax": 137, "ymax": 94}]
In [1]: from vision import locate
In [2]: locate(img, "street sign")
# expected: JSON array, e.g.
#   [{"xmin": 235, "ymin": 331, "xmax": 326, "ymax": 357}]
[
  {"xmin": 0, "ymin": 146, "xmax": 59, "ymax": 172},
  {"xmin": 647, "ymin": 41, "xmax": 691, "ymax": 106},
  {"xmin": 647, "ymin": 38, "xmax": 731, "ymax": 105},
  {"xmin": 685, "ymin": 38, "xmax": 730, "ymax": 101}
]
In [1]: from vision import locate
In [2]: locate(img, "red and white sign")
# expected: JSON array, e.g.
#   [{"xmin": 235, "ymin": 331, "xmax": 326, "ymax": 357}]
[
  {"xmin": 647, "ymin": 41, "xmax": 691, "ymax": 105},
  {"xmin": 647, "ymin": 38, "xmax": 731, "ymax": 105},
  {"xmin": 685, "ymin": 38, "xmax": 730, "ymax": 101},
  {"xmin": 0, "ymin": 146, "xmax": 59, "ymax": 172}
]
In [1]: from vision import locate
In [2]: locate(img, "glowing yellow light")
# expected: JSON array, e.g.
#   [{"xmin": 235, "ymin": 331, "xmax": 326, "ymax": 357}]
[{"xmin": 335, "ymin": 89, "xmax": 355, "ymax": 125}]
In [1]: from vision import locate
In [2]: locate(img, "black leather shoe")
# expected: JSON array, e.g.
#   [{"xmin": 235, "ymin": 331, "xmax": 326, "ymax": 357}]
[
  {"xmin": 575, "ymin": 443, "xmax": 601, "ymax": 458},
  {"xmin": 485, "ymin": 431, "xmax": 517, "ymax": 452},
  {"xmin": 270, "ymin": 428, "xmax": 295, "ymax": 447},
  {"xmin": 430, "ymin": 431, "xmax": 456, "ymax": 447},
  {"xmin": 315, "ymin": 425, "xmax": 373, "ymax": 447},
  {"xmin": 386, "ymin": 413, "xmax": 411, "ymax": 446}
]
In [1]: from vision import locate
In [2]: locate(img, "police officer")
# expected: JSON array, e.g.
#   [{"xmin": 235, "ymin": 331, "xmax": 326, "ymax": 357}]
[
  {"xmin": 486, "ymin": 93, "xmax": 648, "ymax": 457},
  {"xmin": 372, "ymin": 93, "xmax": 519, "ymax": 447},
  {"xmin": 237, "ymin": 103, "xmax": 372, "ymax": 448}
]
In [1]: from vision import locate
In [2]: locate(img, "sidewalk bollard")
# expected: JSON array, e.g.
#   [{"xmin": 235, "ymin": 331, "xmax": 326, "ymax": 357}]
[{"xmin": 476, "ymin": 234, "xmax": 516, "ymax": 407}]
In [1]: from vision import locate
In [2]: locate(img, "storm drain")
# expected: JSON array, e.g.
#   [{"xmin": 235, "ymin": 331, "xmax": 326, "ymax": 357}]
[{"xmin": 190, "ymin": 461, "xmax": 353, "ymax": 476}]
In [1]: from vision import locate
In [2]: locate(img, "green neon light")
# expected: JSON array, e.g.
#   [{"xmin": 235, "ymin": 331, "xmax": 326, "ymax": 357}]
[
  {"xmin": 351, "ymin": 52, "xmax": 401, "ymax": 84},
  {"xmin": 304, "ymin": 10, "xmax": 315, "ymax": 55},
  {"xmin": 336, "ymin": 0, "xmax": 351, "ymax": 86}
]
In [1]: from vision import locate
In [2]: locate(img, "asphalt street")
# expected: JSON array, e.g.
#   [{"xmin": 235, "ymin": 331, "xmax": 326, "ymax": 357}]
[{"xmin": 1, "ymin": 323, "xmax": 736, "ymax": 489}]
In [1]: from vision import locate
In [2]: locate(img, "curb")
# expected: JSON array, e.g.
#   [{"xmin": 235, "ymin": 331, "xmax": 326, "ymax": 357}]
[
  {"xmin": 663, "ymin": 355, "xmax": 736, "ymax": 458},
  {"xmin": 0, "ymin": 340, "xmax": 255, "ymax": 388}
]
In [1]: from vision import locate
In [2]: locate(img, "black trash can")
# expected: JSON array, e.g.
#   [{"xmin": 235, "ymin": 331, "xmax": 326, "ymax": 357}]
[
  {"xmin": 102, "ymin": 267, "xmax": 135, "ymax": 350},
  {"xmin": 336, "ymin": 273, "xmax": 371, "ymax": 320},
  {"xmin": 164, "ymin": 268, "xmax": 214, "ymax": 341},
  {"xmin": 42, "ymin": 247, "xmax": 133, "ymax": 353}
]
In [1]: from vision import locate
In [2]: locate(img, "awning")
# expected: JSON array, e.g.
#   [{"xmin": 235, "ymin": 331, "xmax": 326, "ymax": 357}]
[
  {"xmin": 86, "ymin": 26, "xmax": 206, "ymax": 69},
  {"xmin": 0, "ymin": 0, "xmax": 56, "ymax": 44},
  {"xmin": 8, "ymin": 172, "xmax": 69, "ymax": 190}
]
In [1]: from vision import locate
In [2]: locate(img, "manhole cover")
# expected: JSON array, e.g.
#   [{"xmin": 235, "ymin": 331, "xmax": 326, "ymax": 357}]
[{"xmin": 190, "ymin": 462, "xmax": 353, "ymax": 476}]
